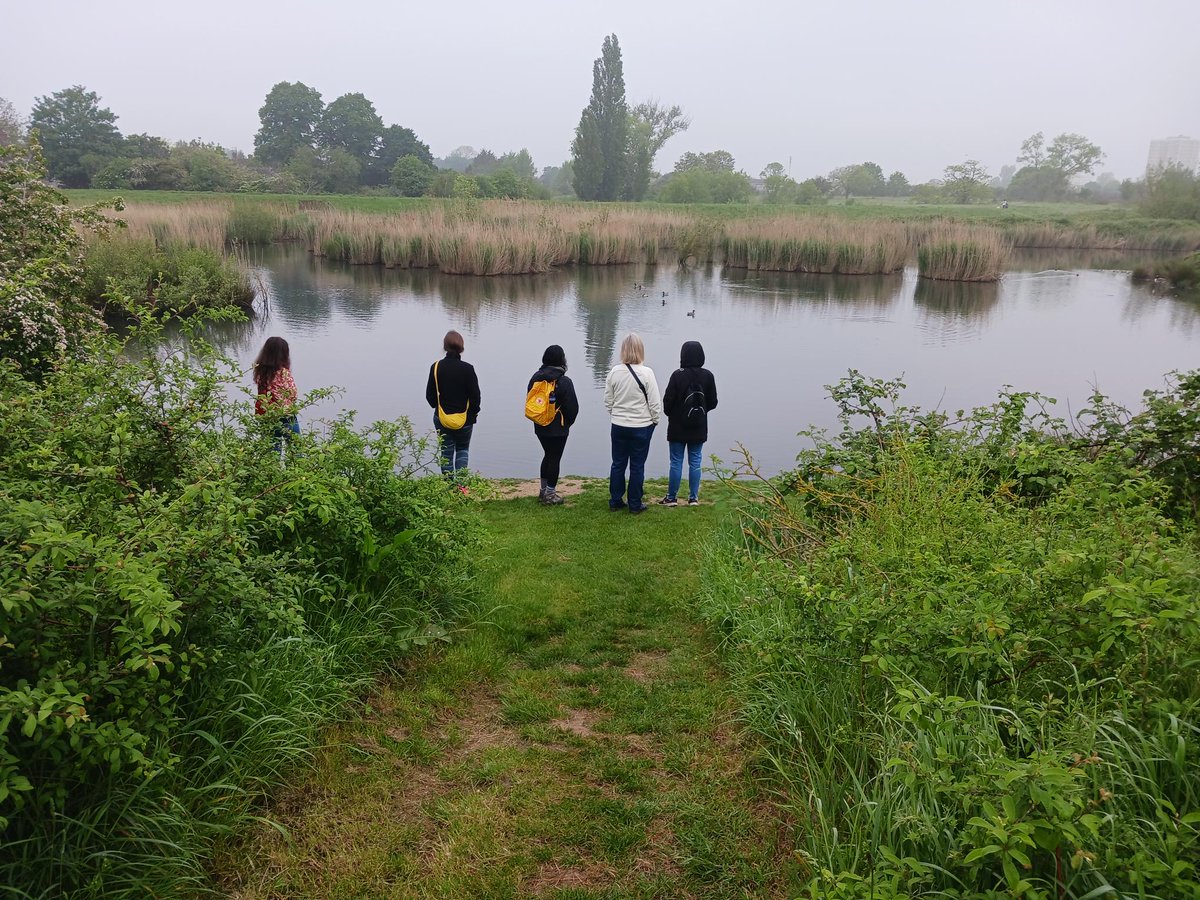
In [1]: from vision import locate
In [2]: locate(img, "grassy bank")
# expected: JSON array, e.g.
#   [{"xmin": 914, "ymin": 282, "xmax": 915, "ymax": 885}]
[
  {"xmin": 219, "ymin": 479, "xmax": 793, "ymax": 897},
  {"xmin": 0, "ymin": 314, "xmax": 480, "ymax": 897},
  {"xmin": 699, "ymin": 374, "xmax": 1200, "ymax": 898}
]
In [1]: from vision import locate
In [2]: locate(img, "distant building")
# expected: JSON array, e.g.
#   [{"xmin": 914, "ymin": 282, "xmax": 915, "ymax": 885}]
[{"xmin": 1147, "ymin": 136, "xmax": 1200, "ymax": 174}]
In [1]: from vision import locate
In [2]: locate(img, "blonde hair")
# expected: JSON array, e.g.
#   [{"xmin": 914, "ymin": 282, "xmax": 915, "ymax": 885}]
[{"xmin": 619, "ymin": 333, "xmax": 645, "ymax": 365}]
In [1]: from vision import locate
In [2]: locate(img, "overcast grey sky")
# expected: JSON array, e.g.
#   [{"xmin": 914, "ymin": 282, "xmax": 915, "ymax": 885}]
[{"xmin": 6, "ymin": 0, "xmax": 1199, "ymax": 182}]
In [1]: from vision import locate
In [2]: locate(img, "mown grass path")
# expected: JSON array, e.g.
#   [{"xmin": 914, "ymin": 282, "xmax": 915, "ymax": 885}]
[{"xmin": 221, "ymin": 479, "xmax": 790, "ymax": 898}]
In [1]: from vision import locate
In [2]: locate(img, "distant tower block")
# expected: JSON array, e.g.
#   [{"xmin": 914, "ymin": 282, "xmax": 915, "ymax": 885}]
[{"xmin": 1147, "ymin": 136, "xmax": 1200, "ymax": 174}]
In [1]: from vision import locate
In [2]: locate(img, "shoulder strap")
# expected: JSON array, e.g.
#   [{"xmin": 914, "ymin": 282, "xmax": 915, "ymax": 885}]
[
  {"xmin": 433, "ymin": 360, "xmax": 441, "ymax": 402},
  {"xmin": 626, "ymin": 363, "xmax": 651, "ymax": 410}
]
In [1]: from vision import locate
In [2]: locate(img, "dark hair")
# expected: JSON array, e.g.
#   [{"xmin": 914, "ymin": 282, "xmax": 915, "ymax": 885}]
[
  {"xmin": 253, "ymin": 336, "xmax": 290, "ymax": 393},
  {"xmin": 443, "ymin": 330, "xmax": 465, "ymax": 354},
  {"xmin": 541, "ymin": 344, "xmax": 567, "ymax": 370}
]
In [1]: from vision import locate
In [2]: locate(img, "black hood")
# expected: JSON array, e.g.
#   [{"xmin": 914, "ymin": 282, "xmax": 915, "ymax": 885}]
[
  {"xmin": 532, "ymin": 364, "xmax": 566, "ymax": 382},
  {"xmin": 679, "ymin": 340, "xmax": 705, "ymax": 368}
]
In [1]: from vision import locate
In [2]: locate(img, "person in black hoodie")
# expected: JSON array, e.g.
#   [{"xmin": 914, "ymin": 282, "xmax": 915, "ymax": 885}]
[
  {"xmin": 426, "ymin": 329, "xmax": 481, "ymax": 478},
  {"xmin": 527, "ymin": 344, "xmax": 580, "ymax": 505},
  {"xmin": 659, "ymin": 340, "xmax": 718, "ymax": 506}
]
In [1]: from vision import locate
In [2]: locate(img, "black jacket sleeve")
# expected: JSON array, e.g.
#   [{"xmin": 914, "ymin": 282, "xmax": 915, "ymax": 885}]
[
  {"xmin": 426, "ymin": 363, "xmax": 437, "ymax": 409},
  {"xmin": 706, "ymin": 369, "xmax": 718, "ymax": 411},
  {"xmin": 467, "ymin": 365, "xmax": 481, "ymax": 424},
  {"xmin": 662, "ymin": 370, "xmax": 681, "ymax": 419},
  {"xmin": 558, "ymin": 376, "xmax": 580, "ymax": 427}
]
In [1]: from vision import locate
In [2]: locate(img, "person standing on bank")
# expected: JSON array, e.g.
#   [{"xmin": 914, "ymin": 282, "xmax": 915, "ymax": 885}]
[
  {"xmin": 604, "ymin": 333, "xmax": 661, "ymax": 514},
  {"xmin": 252, "ymin": 335, "xmax": 300, "ymax": 453},
  {"xmin": 526, "ymin": 345, "xmax": 580, "ymax": 505},
  {"xmin": 659, "ymin": 340, "xmax": 718, "ymax": 507},
  {"xmin": 426, "ymin": 329, "xmax": 481, "ymax": 477}
]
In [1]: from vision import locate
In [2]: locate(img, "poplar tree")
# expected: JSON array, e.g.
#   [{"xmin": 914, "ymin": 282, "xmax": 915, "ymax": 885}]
[{"xmin": 571, "ymin": 34, "xmax": 627, "ymax": 201}]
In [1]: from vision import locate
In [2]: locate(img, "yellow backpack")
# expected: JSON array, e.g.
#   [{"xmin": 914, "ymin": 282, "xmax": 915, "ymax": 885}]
[
  {"xmin": 524, "ymin": 379, "xmax": 557, "ymax": 426},
  {"xmin": 434, "ymin": 361, "xmax": 469, "ymax": 430}
]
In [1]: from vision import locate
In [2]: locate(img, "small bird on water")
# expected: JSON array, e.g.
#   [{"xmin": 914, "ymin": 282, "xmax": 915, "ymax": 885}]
[
  {"xmin": 662, "ymin": 290, "xmax": 668, "ymax": 297},
  {"xmin": 686, "ymin": 309, "xmax": 696, "ymax": 317},
  {"xmin": 661, "ymin": 297, "xmax": 666, "ymax": 306}
]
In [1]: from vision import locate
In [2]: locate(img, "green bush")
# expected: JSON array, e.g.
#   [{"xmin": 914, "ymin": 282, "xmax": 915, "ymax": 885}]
[
  {"xmin": 0, "ymin": 314, "xmax": 481, "ymax": 896},
  {"xmin": 703, "ymin": 373, "xmax": 1200, "ymax": 898},
  {"xmin": 82, "ymin": 237, "xmax": 255, "ymax": 314}
]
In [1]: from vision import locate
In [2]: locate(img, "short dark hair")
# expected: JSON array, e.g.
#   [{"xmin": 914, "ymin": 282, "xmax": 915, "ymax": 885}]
[{"xmin": 443, "ymin": 330, "xmax": 464, "ymax": 353}]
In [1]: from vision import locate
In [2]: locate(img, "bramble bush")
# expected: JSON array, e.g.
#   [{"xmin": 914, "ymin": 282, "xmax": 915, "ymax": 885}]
[
  {"xmin": 0, "ymin": 154, "xmax": 481, "ymax": 894},
  {"xmin": 704, "ymin": 372, "xmax": 1200, "ymax": 899}
]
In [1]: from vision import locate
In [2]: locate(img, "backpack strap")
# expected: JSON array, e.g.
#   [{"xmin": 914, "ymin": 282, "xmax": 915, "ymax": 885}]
[{"xmin": 625, "ymin": 363, "xmax": 651, "ymax": 411}]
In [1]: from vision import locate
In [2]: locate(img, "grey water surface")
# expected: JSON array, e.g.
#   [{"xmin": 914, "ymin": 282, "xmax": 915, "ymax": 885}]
[{"xmin": 206, "ymin": 246, "xmax": 1200, "ymax": 478}]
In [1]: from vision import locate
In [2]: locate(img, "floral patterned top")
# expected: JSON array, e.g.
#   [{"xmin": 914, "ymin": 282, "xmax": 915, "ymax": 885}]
[{"xmin": 254, "ymin": 367, "xmax": 298, "ymax": 416}]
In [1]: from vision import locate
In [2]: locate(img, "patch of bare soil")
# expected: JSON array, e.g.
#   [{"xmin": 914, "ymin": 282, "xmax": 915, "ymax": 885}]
[
  {"xmin": 548, "ymin": 708, "xmax": 604, "ymax": 739},
  {"xmin": 495, "ymin": 478, "xmax": 585, "ymax": 499},
  {"xmin": 524, "ymin": 860, "xmax": 618, "ymax": 895},
  {"xmin": 623, "ymin": 650, "xmax": 669, "ymax": 684}
]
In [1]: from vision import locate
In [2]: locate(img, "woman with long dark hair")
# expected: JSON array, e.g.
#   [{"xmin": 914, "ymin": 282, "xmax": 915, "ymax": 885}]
[
  {"xmin": 526, "ymin": 344, "xmax": 579, "ymax": 505},
  {"xmin": 253, "ymin": 335, "xmax": 299, "ymax": 449}
]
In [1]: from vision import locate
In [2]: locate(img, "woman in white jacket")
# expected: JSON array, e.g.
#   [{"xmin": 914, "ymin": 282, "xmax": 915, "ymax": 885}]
[{"xmin": 604, "ymin": 333, "xmax": 662, "ymax": 513}]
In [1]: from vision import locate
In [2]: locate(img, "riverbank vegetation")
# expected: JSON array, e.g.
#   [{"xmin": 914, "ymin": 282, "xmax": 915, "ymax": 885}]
[
  {"xmin": 0, "ymin": 144, "xmax": 481, "ymax": 896},
  {"xmin": 80, "ymin": 193, "xmax": 1200, "ymax": 279},
  {"xmin": 701, "ymin": 372, "xmax": 1200, "ymax": 898},
  {"xmin": 916, "ymin": 224, "xmax": 1010, "ymax": 281}
]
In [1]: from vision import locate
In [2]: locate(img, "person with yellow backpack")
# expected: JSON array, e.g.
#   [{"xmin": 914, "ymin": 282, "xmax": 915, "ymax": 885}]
[
  {"xmin": 525, "ymin": 344, "xmax": 579, "ymax": 505},
  {"xmin": 426, "ymin": 329, "xmax": 481, "ymax": 478}
]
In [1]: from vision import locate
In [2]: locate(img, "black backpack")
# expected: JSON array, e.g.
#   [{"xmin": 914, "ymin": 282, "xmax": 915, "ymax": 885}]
[{"xmin": 682, "ymin": 379, "xmax": 707, "ymax": 424}]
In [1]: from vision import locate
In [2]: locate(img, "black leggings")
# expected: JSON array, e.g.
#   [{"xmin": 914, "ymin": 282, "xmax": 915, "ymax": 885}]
[{"xmin": 537, "ymin": 434, "xmax": 569, "ymax": 487}]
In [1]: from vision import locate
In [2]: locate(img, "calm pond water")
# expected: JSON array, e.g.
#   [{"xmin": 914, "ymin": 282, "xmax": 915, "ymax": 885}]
[{"xmin": 205, "ymin": 246, "xmax": 1200, "ymax": 477}]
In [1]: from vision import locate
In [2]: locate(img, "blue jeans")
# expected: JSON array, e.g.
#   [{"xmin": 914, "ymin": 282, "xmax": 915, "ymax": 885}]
[
  {"xmin": 272, "ymin": 415, "xmax": 300, "ymax": 454},
  {"xmin": 668, "ymin": 440, "xmax": 704, "ymax": 501},
  {"xmin": 610, "ymin": 423, "xmax": 655, "ymax": 510},
  {"xmin": 434, "ymin": 415, "xmax": 472, "ymax": 476}
]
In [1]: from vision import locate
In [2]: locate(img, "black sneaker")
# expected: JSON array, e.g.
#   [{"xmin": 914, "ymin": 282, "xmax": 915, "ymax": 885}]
[
  {"xmin": 687, "ymin": 498, "xmax": 700, "ymax": 506},
  {"xmin": 629, "ymin": 505, "xmax": 647, "ymax": 514},
  {"xmin": 609, "ymin": 501, "xmax": 627, "ymax": 511},
  {"xmin": 657, "ymin": 496, "xmax": 678, "ymax": 507}
]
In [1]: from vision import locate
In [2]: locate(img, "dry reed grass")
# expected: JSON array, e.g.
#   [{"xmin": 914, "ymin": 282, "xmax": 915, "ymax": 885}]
[
  {"xmin": 721, "ymin": 218, "xmax": 910, "ymax": 275},
  {"xmin": 916, "ymin": 224, "xmax": 1010, "ymax": 282}
]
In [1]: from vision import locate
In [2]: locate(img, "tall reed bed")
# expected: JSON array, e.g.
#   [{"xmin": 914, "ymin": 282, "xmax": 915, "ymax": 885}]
[
  {"xmin": 721, "ymin": 218, "xmax": 910, "ymax": 275},
  {"xmin": 916, "ymin": 223, "xmax": 1009, "ymax": 281}
]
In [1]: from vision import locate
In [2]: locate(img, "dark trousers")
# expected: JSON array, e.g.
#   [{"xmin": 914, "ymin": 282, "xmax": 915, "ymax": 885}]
[
  {"xmin": 537, "ymin": 433, "xmax": 569, "ymax": 488},
  {"xmin": 434, "ymin": 415, "xmax": 472, "ymax": 476},
  {"xmin": 609, "ymin": 423, "xmax": 655, "ymax": 510}
]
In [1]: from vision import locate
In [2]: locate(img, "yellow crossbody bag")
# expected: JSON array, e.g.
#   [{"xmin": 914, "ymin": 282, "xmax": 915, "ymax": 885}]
[{"xmin": 434, "ymin": 360, "xmax": 469, "ymax": 430}]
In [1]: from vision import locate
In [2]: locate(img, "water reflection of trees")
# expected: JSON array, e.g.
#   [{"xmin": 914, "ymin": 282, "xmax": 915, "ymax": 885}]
[
  {"xmin": 913, "ymin": 278, "xmax": 1001, "ymax": 320},
  {"xmin": 433, "ymin": 269, "xmax": 568, "ymax": 326},
  {"xmin": 1122, "ymin": 282, "xmax": 1200, "ymax": 332},
  {"xmin": 574, "ymin": 266, "xmax": 629, "ymax": 384},
  {"xmin": 721, "ymin": 267, "xmax": 905, "ymax": 313}
]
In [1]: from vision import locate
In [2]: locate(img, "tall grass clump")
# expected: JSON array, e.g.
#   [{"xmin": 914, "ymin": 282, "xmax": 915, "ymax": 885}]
[
  {"xmin": 702, "ymin": 371, "xmax": 1200, "ymax": 899},
  {"xmin": 721, "ymin": 218, "xmax": 910, "ymax": 274},
  {"xmin": 1, "ymin": 183, "xmax": 482, "ymax": 898},
  {"xmin": 916, "ymin": 223, "xmax": 1009, "ymax": 281}
]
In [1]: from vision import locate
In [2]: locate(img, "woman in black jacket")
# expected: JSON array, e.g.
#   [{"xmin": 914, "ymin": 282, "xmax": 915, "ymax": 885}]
[
  {"xmin": 527, "ymin": 345, "xmax": 579, "ymax": 505},
  {"xmin": 426, "ymin": 329, "xmax": 481, "ymax": 477},
  {"xmin": 659, "ymin": 340, "xmax": 718, "ymax": 506}
]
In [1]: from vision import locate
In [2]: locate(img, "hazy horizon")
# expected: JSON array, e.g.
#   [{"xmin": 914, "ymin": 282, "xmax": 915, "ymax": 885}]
[{"xmin": 6, "ymin": 0, "xmax": 1199, "ymax": 184}]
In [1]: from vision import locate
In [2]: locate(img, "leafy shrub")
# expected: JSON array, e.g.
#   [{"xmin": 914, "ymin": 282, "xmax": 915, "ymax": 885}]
[
  {"xmin": 703, "ymin": 372, "xmax": 1200, "ymax": 898},
  {"xmin": 82, "ymin": 237, "xmax": 255, "ymax": 314},
  {"xmin": 0, "ymin": 313, "xmax": 480, "ymax": 896}
]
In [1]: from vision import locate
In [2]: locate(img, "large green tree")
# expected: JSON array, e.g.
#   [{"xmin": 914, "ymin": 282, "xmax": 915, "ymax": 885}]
[
  {"xmin": 29, "ymin": 86, "xmax": 122, "ymax": 187},
  {"xmin": 367, "ymin": 124, "xmax": 433, "ymax": 186},
  {"xmin": 674, "ymin": 150, "xmax": 736, "ymax": 174},
  {"xmin": 254, "ymin": 81, "xmax": 324, "ymax": 166},
  {"xmin": 317, "ymin": 93, "xmax": 383, "ymax": 173},
  {"xmin": 1046, "ymin": 132, "xmax": 1103, "ymax": 178},
  {"xmin": 624, "ymin": 100, "xmax": 689, "ymax": 201},
  {"xmin": 941, "ymin": 159, "xmax": 992, "ymax": 204},
  {"xmin": 571, "ymin": 34, "xmax": 628, "ymax": 201}
]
